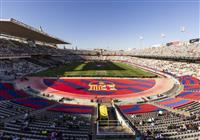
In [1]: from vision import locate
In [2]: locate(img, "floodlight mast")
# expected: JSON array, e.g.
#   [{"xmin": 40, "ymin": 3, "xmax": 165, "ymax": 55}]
[
  {"xmin": 180, "ymin": 26, "xmax": 186, "ymax": 44},
  {"xmin": 161, "ymin": 33, "xmax": 166, "ymax": 46},
  {"xmin": 139, "ymin": 36, "xmax": 143, "ymax": 49}
]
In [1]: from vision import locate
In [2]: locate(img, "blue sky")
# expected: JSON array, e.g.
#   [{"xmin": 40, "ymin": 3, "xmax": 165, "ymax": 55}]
[{"xmin": 1, "ymin": 0, "xmax": 199, "ymax": 50}]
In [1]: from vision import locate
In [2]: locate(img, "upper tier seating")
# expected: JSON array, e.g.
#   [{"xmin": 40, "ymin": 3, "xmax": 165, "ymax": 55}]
[
  {"xmin": 106, "ymin": 56, "xmax": 200, "ymax": 79},
  {"xmin": 0, "ymin": 38, "xmax": 75, "ymax": 57},
  {"xmin": 129, "ymin": 42, "xmax": 200, "ymax": 58},
  {"xmin": 0, "ymin": 59, "xmax": 45, "ymax": 80}
]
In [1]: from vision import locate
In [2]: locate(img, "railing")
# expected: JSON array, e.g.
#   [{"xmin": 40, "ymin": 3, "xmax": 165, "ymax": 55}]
[
  {"xmin": 96, "ymin": 120, "xmax": 134, "ymax": 135},
  {"xmin": 112, "ymin": 103, "xmax": 135, "ymax": 134}
]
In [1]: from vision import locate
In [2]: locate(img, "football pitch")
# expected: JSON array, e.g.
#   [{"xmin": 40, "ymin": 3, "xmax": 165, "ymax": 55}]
[{"xmin": 32, "ymin": 61, "xmax": 157, "ymax": 77}]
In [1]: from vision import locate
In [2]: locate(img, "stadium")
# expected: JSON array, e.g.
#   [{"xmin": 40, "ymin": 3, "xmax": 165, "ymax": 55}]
[{"xmin": 0, "ymin": 1, "xmax": 200, "ymax": 140}]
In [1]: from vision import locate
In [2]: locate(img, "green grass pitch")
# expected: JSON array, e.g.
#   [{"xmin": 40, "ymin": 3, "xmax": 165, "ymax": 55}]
[{"xmin": 32, "ymin": 61, "xmax": 157, "ymax": 77}]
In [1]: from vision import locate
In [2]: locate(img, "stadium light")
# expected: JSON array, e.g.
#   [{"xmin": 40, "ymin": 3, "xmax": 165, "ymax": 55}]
[
  {"xmin": 139, "ymin": 36, "xmax": 143, "ymax": 48},
  {"xmin": 180, "ymin": 26, "xmax": 186, "ymax": 43},
  {"xmin": 161, "ymin": 33, "xmax": 165, "ymax": 38},
  {"xmin": 180, "ymin": 26, "xmax": 186, "ymax": 32},
  {"xmin": 161, "ymin": 33, "xmax": 166, "ymax": 46},
  {"xmin": 139, "ymin": 36, "xmax": 143, "ymax": 40}
]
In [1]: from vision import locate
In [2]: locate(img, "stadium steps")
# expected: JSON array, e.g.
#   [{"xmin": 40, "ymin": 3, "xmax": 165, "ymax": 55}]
[
  {"xmin": 101, "ymin": 103, "xmax": 118, "ymax": 122},
  {"xmin": 91, "ymin": 105, "xmax": 98, "ymax": 140},
  {"xmin": 96, "ymin": 104, "xmax": 135, "ymax": 139},
  {"xmin": 149, "ymin": 102, "xmax": 191, "ymax": 117},
  {"xmin": 108, "ymin": 107, "xmax": 117, "ymax": 121},
  {"xmin": 96, "ymin": 134, "xmax": 135, "ymax": 140}
]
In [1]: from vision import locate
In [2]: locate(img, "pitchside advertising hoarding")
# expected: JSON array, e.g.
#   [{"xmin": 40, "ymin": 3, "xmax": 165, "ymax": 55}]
[
  {"xmin": 189, "ymin": 38, "xmax": 199, "ymax": 44},
  {"xmin": 166, "ymin": 38, "xmax": 199, "ymax": 46},
  {"xmin": 166, "ymin": 41, "xmax": 180, "ymax": 46}
]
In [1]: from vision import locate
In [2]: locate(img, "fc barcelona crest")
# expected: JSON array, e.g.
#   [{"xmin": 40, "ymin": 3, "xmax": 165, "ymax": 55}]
[{"xmin": 88, "ymin": 81, "xmax": 117, "ymax": 91}]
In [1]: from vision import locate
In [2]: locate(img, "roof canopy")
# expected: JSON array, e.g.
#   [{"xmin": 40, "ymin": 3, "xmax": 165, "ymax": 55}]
[{"xmin": 0, "ymin": 18, "xmax": 70, "ymax": 44}]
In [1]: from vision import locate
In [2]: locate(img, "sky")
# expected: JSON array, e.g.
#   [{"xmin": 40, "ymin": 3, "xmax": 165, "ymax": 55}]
[{"xmin": 0, "ymin": 0, "xmax": 200, "ymax": 50}]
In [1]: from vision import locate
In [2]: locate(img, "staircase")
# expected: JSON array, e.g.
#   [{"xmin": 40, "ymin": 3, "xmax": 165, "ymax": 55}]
[
  {"xmin": 108, "ymin": 106, "xmax": 117, "ymax": 121},
  {"xmin": 96, "ymin": 103, "xmax": 135, "ymax": 140}
]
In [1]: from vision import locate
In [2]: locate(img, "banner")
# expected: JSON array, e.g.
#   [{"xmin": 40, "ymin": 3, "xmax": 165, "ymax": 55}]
[
  {"xmin": 189, "ymin": 38, "xmax": 199, "ymax": 44},
  {"xmin": 99, "ymin": 105, "xmax": 108, "ymax": 120}
]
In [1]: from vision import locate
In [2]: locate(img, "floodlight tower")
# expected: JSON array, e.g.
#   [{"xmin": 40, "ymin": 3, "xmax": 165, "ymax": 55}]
[
  {"xmin": 180, "ymin": 26, "xmax": 186, "ymax": 33},
  {"xmin": 180, "ymin": 26, "xmax": 186, "ymax": 45},
  {"xmin": 161, "ymin": 33, "xmax": 166, "ymax": 47},
  {"xmin": 139, "ymin": 36, "xmax": 143, "ymax": 48}
]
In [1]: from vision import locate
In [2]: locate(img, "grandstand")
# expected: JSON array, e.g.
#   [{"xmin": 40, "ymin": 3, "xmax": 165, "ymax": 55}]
[{"xmin": 0, "ymin": 18, "xmax": 200, "ymax": 140}]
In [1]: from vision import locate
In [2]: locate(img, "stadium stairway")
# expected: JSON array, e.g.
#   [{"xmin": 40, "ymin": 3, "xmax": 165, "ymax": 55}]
[
  {"xmin": 91, "ymin": 105, "xmax": 98, "ymax": 140},
  {"xmin": 149, "ymin": 102, "xmax": 191, "ymax": 116},
  {"xmin": 100, "ymin": 103, "xmax": 117, "ymax": 122},
  {"xmin": 96, "ymin": 103, "xmax": 135, "ymax": 140},
  {"xmin": 108, "ymin": 107, "xmax": 117, "ymax": 121}
]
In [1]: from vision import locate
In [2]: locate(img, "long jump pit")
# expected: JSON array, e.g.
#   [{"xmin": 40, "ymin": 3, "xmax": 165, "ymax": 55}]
[{"xmin": 15, "ymin": 77, "xmax": 175, "ymax": 100}]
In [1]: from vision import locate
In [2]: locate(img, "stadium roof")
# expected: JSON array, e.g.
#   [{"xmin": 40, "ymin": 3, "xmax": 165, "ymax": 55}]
[{"xmin": 0, "ymin": 18, "xmax": 70, "ymax": 44}]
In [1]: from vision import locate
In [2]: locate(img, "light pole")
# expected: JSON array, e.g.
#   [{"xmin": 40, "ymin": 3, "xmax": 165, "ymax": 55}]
[
  {"xmin": 139, "ymin": 36, "xmax": 143, "ymax": 48},
  {"xmin": 161, "ymin": 33, "xmax": 166, "ymax": 47},
  {"xmin": 180, "ymin": 26, "xmax": 186, "ymax": 45}
]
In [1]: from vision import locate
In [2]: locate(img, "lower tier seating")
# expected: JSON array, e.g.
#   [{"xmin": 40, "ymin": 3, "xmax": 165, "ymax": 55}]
[
  {"xmin": 0, "ymin": 110, "xmax": 92, "ymax": 140},
  {"xmin": 0, "ymin": 101, "xmax": 33, "ymax": 121},
  {"xmin": 125, "ymin": 110, "xmax": 200, "ymax": 139}
]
